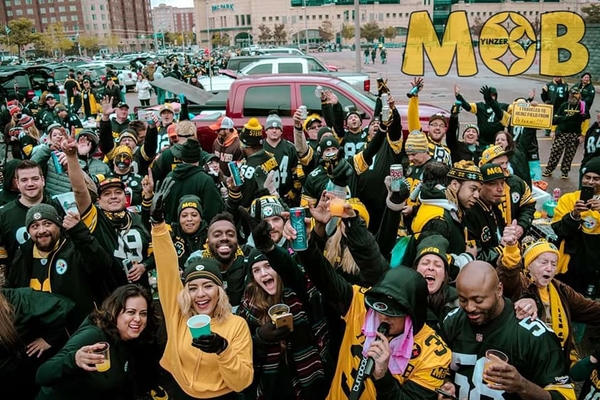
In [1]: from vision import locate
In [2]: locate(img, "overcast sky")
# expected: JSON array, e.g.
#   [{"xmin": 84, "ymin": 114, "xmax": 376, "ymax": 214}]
[{"xmin": 151, "ymin": 0, "xmax": 194, "ymax": 7}]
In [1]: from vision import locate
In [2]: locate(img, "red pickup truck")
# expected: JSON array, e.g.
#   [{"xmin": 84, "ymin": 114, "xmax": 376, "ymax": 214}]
[{"xmin": 190, "ymin": 74, "xmax": 447, "ymax": 151}]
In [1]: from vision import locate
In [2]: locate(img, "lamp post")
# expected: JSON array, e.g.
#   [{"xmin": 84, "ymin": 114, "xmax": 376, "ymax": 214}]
[
  {"xmin": 206, "ymin": 1, "xmax": 211, "ymax": 49},
  {"xmin": 303, "ymin": 0, "xmax": 309, "ymax": 53}
]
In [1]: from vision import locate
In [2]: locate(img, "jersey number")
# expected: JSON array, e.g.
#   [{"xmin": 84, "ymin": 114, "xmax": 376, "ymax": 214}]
[
  {"xmin": 452, "ymin": 352, "xmax": 505, "ymax": 399},
  {"xmin": 114, "ymin": 230, "xmax": 144, "ymax": 262},
  {"xmin": 278, "ymin": 155, "xmax": 289, "ymax": 184},
  {"xmin": 587, "ymin": 135, "xmax": 600, "ymax": 155}
]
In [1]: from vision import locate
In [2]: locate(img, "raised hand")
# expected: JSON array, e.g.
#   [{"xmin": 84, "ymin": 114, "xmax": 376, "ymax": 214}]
[
  {"xmin": 142, "ymin": 168, "xmax": 154, "ymax": 199},
  {"xmin": 238, "ymin": 201, "xmax": 274, "ymax": 252},
  {"xmin": 101, "ymin": 96, "xmax": 114, "ymax": 116},
  {"xmin": 480, "ymin": 85, "xmax": 493, "ymax": 103},
  {"xmin": 150, "ymin": 177, "xmax": 174, "ymax": 224},
  {"xmin": 454, "ymin": 84, "xmax": 460, "ymax": 96}
]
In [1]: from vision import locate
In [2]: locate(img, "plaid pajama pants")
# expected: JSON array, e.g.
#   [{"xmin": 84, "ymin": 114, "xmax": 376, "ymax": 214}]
[{"xmin": 545, "ymin": 131, "xmax": 580, "ymax": 175}]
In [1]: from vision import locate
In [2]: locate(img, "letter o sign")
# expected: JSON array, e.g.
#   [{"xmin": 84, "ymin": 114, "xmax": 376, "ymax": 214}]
[{"xmin": 479, "ymin": 12, "xmax": 537, "ymax": 76}]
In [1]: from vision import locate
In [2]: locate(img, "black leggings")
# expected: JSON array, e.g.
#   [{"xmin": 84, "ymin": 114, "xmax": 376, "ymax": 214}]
[{"xmin": 140, "ymin": 99, "xmax": 150, "ymax": 107}]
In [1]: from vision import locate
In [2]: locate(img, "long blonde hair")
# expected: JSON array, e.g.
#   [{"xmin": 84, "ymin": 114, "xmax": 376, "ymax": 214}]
[
  {"xmin": 325, "ymin": 223, "xmax": 359, "ymax": 276},
  {"xmin": 177, "ymin": 284, "xmax": 232, "ymax": 322}
]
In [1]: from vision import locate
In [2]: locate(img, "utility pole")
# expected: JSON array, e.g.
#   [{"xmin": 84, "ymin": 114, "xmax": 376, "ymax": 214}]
[
  {"xmin": 303, "ymin": 0, "xmax": 309, "ymax": 53},
  {"xmin": 354, "ymin": 0, "xmax": 361, "ymax": 72}
]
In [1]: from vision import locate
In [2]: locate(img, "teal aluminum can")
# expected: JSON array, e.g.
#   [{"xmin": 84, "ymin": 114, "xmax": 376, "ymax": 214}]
[{"xmin": 290, "ymin": 207, "xmax": 308, "ymax": 251}]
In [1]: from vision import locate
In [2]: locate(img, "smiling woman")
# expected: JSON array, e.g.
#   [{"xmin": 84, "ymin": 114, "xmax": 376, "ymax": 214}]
[
  {"xmin": 35, "ymin": 285, "xmax": 157, "ymax": 400},
  {"xmin": 150, "ymin": 186, "xmax": 253, "ymax": 399}
]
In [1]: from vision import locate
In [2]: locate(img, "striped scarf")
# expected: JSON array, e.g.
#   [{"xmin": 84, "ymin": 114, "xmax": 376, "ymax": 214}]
[{"xmin": 238, "ymin": 284, "xmax": 329, "ymax": 399}]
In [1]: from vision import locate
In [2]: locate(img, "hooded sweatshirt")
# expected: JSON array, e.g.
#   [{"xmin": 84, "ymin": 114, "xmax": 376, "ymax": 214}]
[
  {"xmin": 0, "ymin": 159, "xmax": 21, "ymax": 206},
  {"xmin": 170, "ymin": 194, "xmax": 209, "ymax": 273},
  {"xmin": 408, "ymin": 182, "xmax": 474, "ymax": 273},
  {"xmin": 297, "ymin": 238, "xmax": 451, "ymax": 400},
  {"xmin": 164, "ymin": 163, "xmax": 225, "ymax": 225}
]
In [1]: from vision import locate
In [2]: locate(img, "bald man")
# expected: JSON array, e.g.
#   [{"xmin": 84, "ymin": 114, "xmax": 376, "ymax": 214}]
[{"xmin": 439, "ymin": 261, "xmax": 575, "ymax": 400}]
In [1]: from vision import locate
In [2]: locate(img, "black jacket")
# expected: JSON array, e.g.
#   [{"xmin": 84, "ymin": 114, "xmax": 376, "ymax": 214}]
[
  {"xmin": 9, "ymin": 221, "xmax": 113, "ymax": 327},
  {"xmin": 164, "ymin": 163, "xmax": 225, "ymax": 225}
]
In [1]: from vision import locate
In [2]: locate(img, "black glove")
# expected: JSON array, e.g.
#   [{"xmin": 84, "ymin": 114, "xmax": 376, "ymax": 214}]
[
  {"xmin": 150, "ymin": 177, "xmax": 174, "ymax": 224},
  {"xmin": 257, "ymin": 322, "xmax": 290, "ymax": 343},
  {"xmin": 192, "ymin": 332, "xmax": 228, "ymax": 354},
  {"xmin": 330, "ymin": 158, "xmax": 353, "ymax": 188},
  {"xmin": 480, "ymin": 85, "xmax": 493, "ymax": 104},
  {"xmin": 451, "ymin": 103, "xmax": 461, "ymax": 115},
  {"xmin": 238, "ymin": 202, "xmax": 275, "ymax": 252}
]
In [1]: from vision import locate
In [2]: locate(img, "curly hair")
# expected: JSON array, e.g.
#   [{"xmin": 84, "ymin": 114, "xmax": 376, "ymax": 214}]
[{"xmin": 90, "ymin": 284, "xmax": 157, "ymax": 344}]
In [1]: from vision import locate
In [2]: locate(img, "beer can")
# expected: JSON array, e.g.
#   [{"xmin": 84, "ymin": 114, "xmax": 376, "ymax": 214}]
[
  {"xmin": 315, "ymin": 85, "xmax": 323, "ymax": 99},
  {"xmin": 390, "ymin": 164, "xmax": 404, "ymax": 192},
  {"xmin": 289, "ymin": 207, "xmax": 308, "ymax": 251},
  {"xmin": 228, "ymin": 161, "xmax": 243, "ymax": 187},
  {"xmin": 299, "ymin": 105, "xmax": 307, "ymax": 120}
]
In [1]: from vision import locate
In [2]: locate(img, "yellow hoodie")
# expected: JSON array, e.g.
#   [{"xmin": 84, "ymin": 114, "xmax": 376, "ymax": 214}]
[{"xmin": 152, "ymin": 222, "xmax": 253, "ymax": 398}]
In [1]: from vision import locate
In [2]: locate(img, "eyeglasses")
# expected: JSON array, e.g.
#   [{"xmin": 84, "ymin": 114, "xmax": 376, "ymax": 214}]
[
  {"xmin": 307, "ymin": 125, "xmax": 321, "ymax": 131},
  {"xmin": 429, "ymin": 123, "xmax": 445, "ymax": 128}
]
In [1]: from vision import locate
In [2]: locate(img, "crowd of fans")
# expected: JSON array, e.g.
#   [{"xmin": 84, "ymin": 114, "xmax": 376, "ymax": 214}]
[{"xmin": 0, "ymin": 65, "xmax": 599, "ymax": 400}]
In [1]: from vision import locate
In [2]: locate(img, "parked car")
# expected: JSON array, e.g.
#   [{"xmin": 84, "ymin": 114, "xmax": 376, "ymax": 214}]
[
  {"xmin": 201, "ymin": 56, "xmax": 366, "ymax": 93},
  {"xmin": 149, "ymin": 74, "xmax": 448, "ymax": 151}
]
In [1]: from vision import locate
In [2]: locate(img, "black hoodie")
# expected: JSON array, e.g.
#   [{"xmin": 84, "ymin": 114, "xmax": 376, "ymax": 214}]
[
  {"xmin": 163, "ymin": 163, "xmax": 225, "ymax": 225},
  {"xmin": 297, "ymin": 237, "xmax": 451, "ymax": 399},
  {"xmin": 0, "ymin": 159, "xmax": 20, "ymax": 206}
]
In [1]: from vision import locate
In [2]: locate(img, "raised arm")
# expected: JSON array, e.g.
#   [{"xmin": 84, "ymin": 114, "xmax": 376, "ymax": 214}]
[{"xmin": 62, "ymin": 133, "xmax": 92, "ymax": 213}]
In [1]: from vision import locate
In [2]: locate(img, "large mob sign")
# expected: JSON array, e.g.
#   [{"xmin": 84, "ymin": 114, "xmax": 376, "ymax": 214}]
[{"xmin": 402, "ymin": 11, "xmax": 588, "ymax": 77}]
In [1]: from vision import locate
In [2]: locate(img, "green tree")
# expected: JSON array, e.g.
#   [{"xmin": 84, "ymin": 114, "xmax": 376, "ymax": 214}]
[
  {"xmin": 273, "ymin": 23, "xmax": 287, "ymax": 45},
  {"xmin": 104, "ymin": 34, "xmax": 120, "ymax": 52},
  {"xmin": 164, "ymin": 32, "xmax": 177, "ymax": 45},
  {"xmin": 470, "ymin": 16, "xmax": 484, "ymax": 37},
  {"xmin": 79, "ymin": 34, "xmax": 100, "ymax": 56},
  {"xmin": 211, "ymin": 32, "xmax": 230, "ymax": 47},
  {"xmin": 341, "ymin": 24, "xmax": 354, "ymax": 44},
  {"xmin": 319, "ymin": 20, "xmax": 334, "ymax": 42},
  {"xmin": 258, "ymin": 24, "xmax": 272, "ymax": 44},
  {"xmin": 36, "ymin": 22, "xmax": 73, "ymax": 57},
  {"xmin": 0, "ymin": 18, "xmax": 41, "ymax": 57},
  {"xmin": 582, "ymin": 4, "xmax": 600, "ymax": 23},
  {"xmin": 360, "ymin": 22, "xmax": 381, "ymax": 42},
  {"xmin": 383, "ymin": 26, "xmax": 396, "ymax": 43}
]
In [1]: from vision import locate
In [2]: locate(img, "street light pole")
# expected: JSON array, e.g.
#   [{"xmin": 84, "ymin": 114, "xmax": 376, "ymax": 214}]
[
  {"xmin": 303, "ymin": 0, "xmax": 308, "ymax": 53},
  {"xmin": 354, "ymin": 0, "xmax": 361, "ymax": 72},
  {"xmin": 206, "ymin": 1, "xmax": 211, "ymax": 49}
]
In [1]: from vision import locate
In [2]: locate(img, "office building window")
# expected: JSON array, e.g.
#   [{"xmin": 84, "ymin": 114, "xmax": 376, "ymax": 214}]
[
  {"xmin": 93, "ymin": 23, "xmax": 97, "ymax": 29},
  {"xmin": 386, "ymin": 13, "xmax": 390, "ymax": 18},
  {"xmin": 247, "ymin": 14, "xmax": 251, "ymax": 24},
  {"xmin": 7, "ymin": 10, "xmax": 12, "ymax": 15},
  {"xmin": 99, "ymin": 4, "xmax": 103, "ymax": 9},
  {"xmin": 101, "ymin": 14, "xmax": 106, "ymax": 20},
  {"xmin": 15, "ymin": 8, "xmax": 22, "ymax": 14},
  {"xmin": 312, "ymin": 15, "xmax": 316, "ymax": 20},
  {"xmin": 90, "ymin": 4, "xmax": 94, "ymax": 10},
  {"xmin": 241, "ymin": 14, "xmax": 245, "ymax": 25},
  {"xmin": 14, "ymin": 0, "xmax": 20, "ymax": 4},
  {"xmin": 50, "ymin": 16, "xmax": 56, "ymax": 21},
  {"xmin": 262, "ymin": 16, "xmax": 266, "ymax": 22},
  {"xmin": 275, "ymin": 16, "xmax": 279, "ymax": 21},
  {"xmin": 102, "ymin": 23, "xmax": 107, "ymax": 29},
  {"xmin": 58, "ymin": 5, "xmax": 64, "ymax": 10},
  {"xmin": 69, "ymin": 4, "xmax": 74, "ymax": 10},
  {"xmin": 269, "ymin": 16, "xmax": 272, "ymax": 21},
  {"xmin": 318, "ymin": 14, "xmax": 322, "ymax": 20},
  {"xmin": 60, "ymin": 15, "xmax": 67, "ymax": 21},
  {"xmin": 405, "ymin": 12, "xmax": 408, "ymax": 17},
  {"xmin": 236, "ymin": 15, "xmax": 239, "ymax": 25},
  {"xmin": 26, "ymin": 8, "xmax": 33, "ymax": 13},
  {"xmin": 70, "ymin": 15, "xmax": 77, "ymax": 21},
  {"xmin": 92, "ymin": 14, "xmax": 96, "ymax": 20},
  {"xmin": 26, "ymin": 0, "xmax": 32, "ymax": 3}
]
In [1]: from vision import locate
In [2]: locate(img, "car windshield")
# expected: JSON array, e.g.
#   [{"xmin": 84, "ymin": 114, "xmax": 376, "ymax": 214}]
[{"xmin": 336, "ymin": 80, "xmax": 376, "ymax": 109}]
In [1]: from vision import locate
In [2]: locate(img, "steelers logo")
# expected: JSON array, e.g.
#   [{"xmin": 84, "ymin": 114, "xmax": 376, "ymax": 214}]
[
  {"xmin": 479, "ymin": 12, "xmax": 537, "ymax": 76},
  {"xmin": 33, "ymin": 212, "xmax": 42, "ymax": 220},
  {"xmin": 372, "ymin": 301, "xmax": 389, "ymax": 312}
]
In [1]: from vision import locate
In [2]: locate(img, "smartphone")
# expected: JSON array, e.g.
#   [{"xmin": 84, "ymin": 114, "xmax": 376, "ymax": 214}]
[
  {"xmin": 275, "ymin": 312, "xmax": 294, "ymax": 332},
  {"xmin": 122, "ymin": 259, "xmax": 133, "ymax": 274},
  {"xmin": 323, "ymin": 150, "xmax": 339, "ymax": 176},
  {"xmin": 435, "ymin": 388, "xmax": 458, "ymax": 400},
  {"xmin": 581, "ymin": 185, "xmax": 595, "ymax": 202}
]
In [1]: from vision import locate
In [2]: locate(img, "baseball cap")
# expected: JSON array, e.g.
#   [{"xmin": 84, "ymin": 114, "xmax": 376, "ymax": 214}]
[
  {"xmin": 364, "ymin": 293, "xmax": 408, "ymax": 317},
  {"xmin": 116, "ymin": 102, "xmax": 129, "ymax": 109},
  {"xmin": 209, "ymin": 116, "xmax": 234, "ymax": 131},
  {"xmin": 480, "ymin": 163, "xmax": 506, "ymax": 183}
]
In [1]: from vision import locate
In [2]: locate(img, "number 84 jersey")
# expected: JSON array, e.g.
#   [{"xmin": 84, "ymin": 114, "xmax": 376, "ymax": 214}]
[{"xmin": 442, "ymin": 299, "xmax": 575, "ymax": 400}]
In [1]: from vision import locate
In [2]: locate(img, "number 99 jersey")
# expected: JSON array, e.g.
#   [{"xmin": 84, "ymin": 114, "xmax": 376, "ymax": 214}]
[{"xmin": 442, "ymin": 299, "xmax": 576, "ymax": 400}]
